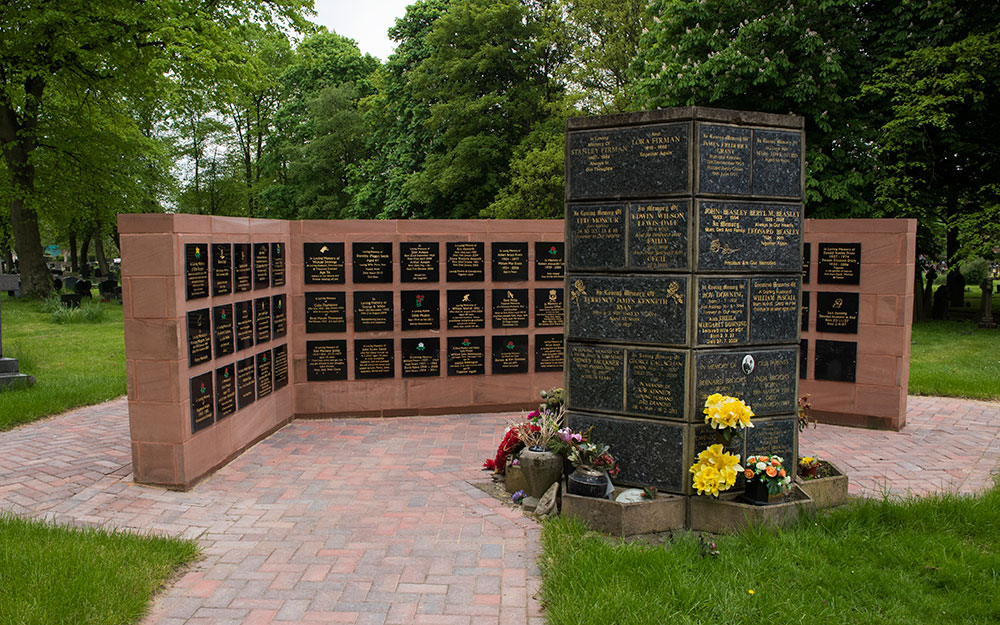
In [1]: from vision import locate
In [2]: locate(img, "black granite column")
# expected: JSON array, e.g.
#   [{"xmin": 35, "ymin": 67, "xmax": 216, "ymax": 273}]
[{"xmin": 564, "ymin": 107, "xmax": 803, "ymax": 495}]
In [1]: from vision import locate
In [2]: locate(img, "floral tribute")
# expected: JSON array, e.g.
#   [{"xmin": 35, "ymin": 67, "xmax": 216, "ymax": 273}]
[
  {"xmin": 798, "ymin": 456, "xmax": 819, "ymax": 479},
  {"xmin": 690, "ymin": 444, "xmax": 743, "ymax": 497},
  {"xmin": 691, "ymin": 394, "xmax": 754, "ymax": 496},
  {"xmin": 744, "ymin": 455, "xmax": 792, "ymax": 494},
  {"xmin": 703, "ymin": 393, "xmax": 755, "ymax": 442}
]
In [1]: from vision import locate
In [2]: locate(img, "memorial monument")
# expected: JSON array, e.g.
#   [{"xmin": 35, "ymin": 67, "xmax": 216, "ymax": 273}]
[
  {"xmin": 0, "ymin": 274, "xmax": 34, "ymax": 390},
  {"xmin": 564, "ymin": 107, "xmax": 804, "ymax": 497}
]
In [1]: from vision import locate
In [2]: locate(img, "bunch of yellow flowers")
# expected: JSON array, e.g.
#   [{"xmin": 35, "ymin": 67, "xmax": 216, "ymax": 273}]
[
  {"xmin": 690, "ymin": 444, "xmax": 743, "ymax": 497},
  {"xmin": 703, "ymin": 393, "xmax": 755, "ymax": 431}
]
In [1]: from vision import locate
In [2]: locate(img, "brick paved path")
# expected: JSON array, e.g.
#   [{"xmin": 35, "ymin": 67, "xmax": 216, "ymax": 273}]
[{"xmin": 1, "ymin": 395, "xmax": 998, "ymax": 624}]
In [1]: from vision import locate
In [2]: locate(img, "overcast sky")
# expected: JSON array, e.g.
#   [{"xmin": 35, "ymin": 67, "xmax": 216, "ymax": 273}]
[{"xmin": 311, "ymin": 0, "xmax": 414, "ymax": 60}]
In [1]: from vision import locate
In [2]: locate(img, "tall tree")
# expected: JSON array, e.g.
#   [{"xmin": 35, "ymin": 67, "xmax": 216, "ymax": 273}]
[{"xmin": 0, "ymin": 0, "xmax": 310, "ymax": 296}]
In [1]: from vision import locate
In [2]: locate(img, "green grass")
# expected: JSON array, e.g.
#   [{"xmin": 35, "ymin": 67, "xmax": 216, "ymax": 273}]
[
  {"xmin": 909, "ymin": 320, "xmax": 1000, "ymax": 400},
  {"xmin": 541, "ymin": 486, "xmax": 1000, "ymax": 625},
  {"xmin": 0, "ymin": 514, "xmax": 198, "ymax": 625},
  {"xmin": 0, "ymin": 294, "xmax": 125, "ymax": 431}
]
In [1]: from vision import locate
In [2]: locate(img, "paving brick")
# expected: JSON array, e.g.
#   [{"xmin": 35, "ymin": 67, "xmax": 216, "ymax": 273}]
[{"xmin": 2, "ymin": 395, "xmax": 998, "ymax": 624}]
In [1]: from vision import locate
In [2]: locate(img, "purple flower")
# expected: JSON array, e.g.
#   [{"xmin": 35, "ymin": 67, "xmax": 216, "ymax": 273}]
[{"xmin": 512, "ymin": 490, "xmax": 526, "ymax": 503}]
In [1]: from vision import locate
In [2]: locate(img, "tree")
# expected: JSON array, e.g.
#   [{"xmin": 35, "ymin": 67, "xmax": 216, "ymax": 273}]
[
  {"xmin": 0, "ymin": 0, "xmax": 310, "ymax": 296},
  {"xmin": 348, "ymin": 0, "xmax": 452, "ymax": 219},
  {"xmin": 259, "ymin": 30, "xmax": 379, "ymax": 219}
]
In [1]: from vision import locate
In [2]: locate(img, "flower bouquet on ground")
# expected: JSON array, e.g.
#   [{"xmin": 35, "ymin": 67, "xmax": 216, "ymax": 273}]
[
  {"xmin": 482, "ymin": 405, "xmax": 563, "ymax": 474},
  {"xmin": 744, "ymin": 455, "xmax": 792, "ymax": 495}
]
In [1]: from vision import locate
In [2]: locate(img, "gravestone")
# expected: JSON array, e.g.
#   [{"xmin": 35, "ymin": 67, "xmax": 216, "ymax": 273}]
[
  {"xmin": 0, "ymin": 274, "xmax": 35, "ymax": 390},
  {"xmin": 565, "ymin": 107, "xmax": 803, "ymax": 495}
]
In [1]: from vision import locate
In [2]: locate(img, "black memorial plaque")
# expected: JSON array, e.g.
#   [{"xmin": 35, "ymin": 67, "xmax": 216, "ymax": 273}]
[
  {"xmin": 304, "ymin": 242, "xmax": 345, "ymax": 284},
  {"xmin": 816, "ymin": 291, "xmax": 859, "ymax": 334},
  {"xmin": 401, "ymin": 290, "xmax": 440, "ymax": 331},
  {"xmin": 256, "ymin": 350, "xmax": 273, "ymax": 399},
  {"xmin": 567, "ymin": 203, "xmax": 626, "ymax": 271},
  {"xmin": 234, "ymin": 243, "xmax": 252, "ymax": 293},
  {"xmin": 697, "ymin": 201, "xmax": 801, "ymax": 272},
  {"xmin": 491, "ymin": 242, "xmax": 528, "ymax": 282},
  {"xmin": 446, "ymin": 242, "xmax": 484, "ymax": 282},
  {"xmin": 447, "ymin": 336, "xmax": 485, "ymax": 376},
  {"xmin": 568, "ymin": 275, "xmax": 687, "ymax": 345},
  {"xmin": 535, "ymin": 334, "xmax": 564, "ymax": 372},
  {"xmin": 271, "ymin": 293, "xmax": 287, "ymax": 338},
  {"xmin": 270, "ymin": 242, "xmax": 286, "ymax": 287},
  {"xmin": 695, "ymin": 423, "xmax": 744, "ymax": 463},
  {"xmin": 800, "ymin": 339, "xmax": 808, "ymax": 380},
  {"xmin": 534, "ymin": 287, "xmax": 564, "ymax": 327},
  {"xmin": 446, "ymin": 289, "xmax": 485, "ymax": 330},
  {"xmin": 273, "ymin": 344, "xmax": 289, "ymax": 389},
  {"xmin": 353, "ymin": 291, "xmax": 394, "ymax": 332},
  {"xmin": 817, "ymin": 243, "xmax": 861, "ymax": 285},
  {"xmin": 215, "ymin": 363, "xmax": 236, "ymax": 420},
  {"xmin": 253, "ymin": 242, "xmax": 270, "ymax": 289},
  {"xmin": 399, "ymin": 242, "xmax": 439, "ymax": 282},
  {"xmin": 355, "ymin": 338, "xmax": 394, "ymax": 379},
  {"xmin": 535, "ymin": 241, "xmax": 565, "ymax": 280},
  {"xmin": 801, "ymin": 291, "xmax": 810, "ymax": 332},
  {"xmin": 235, "ymin": 300, "xmax": 254, "ymax": 351},
  {"xmin": 696, "ymin": 278, "xmax": 748, "ymax": 346},
  {"xmin": 305, "ymin": 292, "xmax": 347, "ymax": 333},
  {"xmin": 567, "ymin": 343, "xmax": 624, "ymax": 413},
  {"xmin": 306, "ymin": 340, "xmax": 348, "ymax": 381},
  {"xmin": 698, "ymin": 124, "xmax": 751, "ymax": 195},
  {"xmin": 187, "ymin": 308, "xmax": 212, "ymax": 366},
  {"xmin": 752, "ymin": 129, "xmax": 802, "ymax": 198},
  {"xmin": 814, "ymin": 339, "xmax": 857, "ymax": 382},
  {"xmin": 401, "ymin": 337, "xmax": 440, "ymax": 378},
  {"xmin": 211, "ymin": 243, "xmax": 232, "ymax": 296},
  {"xmin": 254, "ymin": 296, "xmax": 271, "ymax": 344},
  {"xmin": 236, "ymin": 356, "xmax": 255, "ymax": 409},
  {"xmin": 568, "ymin": 411, "xmax": 685, "ymax": 492},
  {"xmin": 492, "ymin": 335, "xmax": 528, "ymax": 374},
  {"xmin": 625, "ymin": 349, "xmax": 686, "ymax": 420},
  {"xmin": 190, "ymin": 372, "xmax": 214, "ymax": 432},
  {"xmin": 352, "ymin": 242, "xmax": 393, "ymax": 283},
  {"xmin": 628, "ymin": 201, "xmax": 690, "ymax": 270},
  {"xmin": 748, "ymin": 277, "xmax": 799, "ymax": 343},
  {"xmin": 802, "ymin": 242, "xmax": 811, "ymax": 284},
  {"xmin": 693, "ymin": 348, "xmax": 798, "ymax": 417},
  {"xmin": 185, "ymin": 243, "xmax": 209, "ymax": 300},
  {"xmin": 492, "ymin": 288, "xmax": 528, "ymax": 328},
  {"xmin": 567, "ymin": 123, "xmax": 690, "ymax": 200},
  {"xmin": 746, "ymin": 418, "xmax": 796, "ymax": 463},
  {"xmin": 212, "ymin": 304, "xmax": 234, "ymax": 358}
]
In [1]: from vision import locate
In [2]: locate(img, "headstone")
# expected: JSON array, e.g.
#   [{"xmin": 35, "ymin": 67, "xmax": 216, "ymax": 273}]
[
  {"xmin": 565, "ymin": 107, "xmax": 803, "ymax": 495},
  {"xmin": 0, "ymin": 274, "xmax": 35, "ymax": 390}
]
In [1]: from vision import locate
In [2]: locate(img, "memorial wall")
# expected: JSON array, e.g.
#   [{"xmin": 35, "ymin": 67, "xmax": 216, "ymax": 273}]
[
  {"xmin": 564, "ymin": 107, "xmax": 804, "ymax": 495},
  {"xmin": 120, "ymin": 215, "xmax": 564, "ymax": 488}
]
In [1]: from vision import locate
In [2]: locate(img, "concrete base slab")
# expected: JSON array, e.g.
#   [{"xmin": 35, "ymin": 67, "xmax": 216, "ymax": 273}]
[
  {"xmin": 797, "ymin": 461, "xmax": 849, "ymax": 508},
  {"xmin": 688, "ymin": 484, "xmax": 815, "ymax": 534}
]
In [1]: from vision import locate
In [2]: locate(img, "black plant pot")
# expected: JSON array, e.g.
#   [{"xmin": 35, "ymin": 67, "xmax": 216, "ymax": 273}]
[
  {"xmin": 741, "ymin": 477, "xmax": 772, "ymax": 506},
  {"xmin": 566, "ymin": 465, "xmax": 610, "ymax": 498}
]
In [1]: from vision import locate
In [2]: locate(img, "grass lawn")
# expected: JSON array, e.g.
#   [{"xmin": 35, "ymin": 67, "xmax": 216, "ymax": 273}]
[
  {"xmin": 0, "ymin": 294, "xmax": 125, "ymax": 431},
  {"xmin": 541, "ymin": 485, "xmax": 1000, "ymax": 625},
  {"xmin": 909, "ymin": 319, "xmax": 1000, "ymax": 400},
  {"xmin": 0, "ymin": 514, "xmax": 198, "ymax": 625}
]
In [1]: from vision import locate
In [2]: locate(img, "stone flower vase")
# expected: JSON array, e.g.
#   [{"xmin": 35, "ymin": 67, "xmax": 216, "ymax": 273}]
[
  {"xmin": 566, "ymin": 465, "xmax": 610, "ymax": 498},
  {"xmin": 518, "ymin": 446, "xmax": 563, "ymax": 499}
]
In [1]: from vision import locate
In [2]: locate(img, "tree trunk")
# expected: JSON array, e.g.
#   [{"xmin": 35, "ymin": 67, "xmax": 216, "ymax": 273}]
[
  {"xmin": 69, "ymin": 232, "xmax": 78, "ymax": 273},
  {"xmin": 981, "ymin": 279, "xmax": 995, "ymax": 328},
  {"xmin": 945, "ymin": 197, "xmax": 965, "ymax": 308},
  {"xmin": 1, "ymin": 245, "xmax": 13, "ymax": 275},
  {"xmin": 1, "ymin": 77, "xmax": 51, "ymax": 298},
  {"xmin": 79, "ymin": 230, "xmax": 92, "ymax": 278},
  {"xmin": 94, "ymin": 225, "xmax": 109, "ymax": 276},
  {"xmin": 913, "ymin": 259, "xmax": 926, "ymax": 322}
]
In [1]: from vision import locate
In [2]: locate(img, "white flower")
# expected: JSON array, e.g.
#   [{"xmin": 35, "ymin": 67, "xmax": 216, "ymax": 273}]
[{"xmin": 756, "ymin": 462, "xmax": 766, "ymax": 470}]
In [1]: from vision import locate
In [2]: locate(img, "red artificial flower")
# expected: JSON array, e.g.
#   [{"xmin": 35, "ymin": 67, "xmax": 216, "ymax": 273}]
[{"xmin": 483, "ymin": 459, "xmax": 496, "ymax": 471}]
